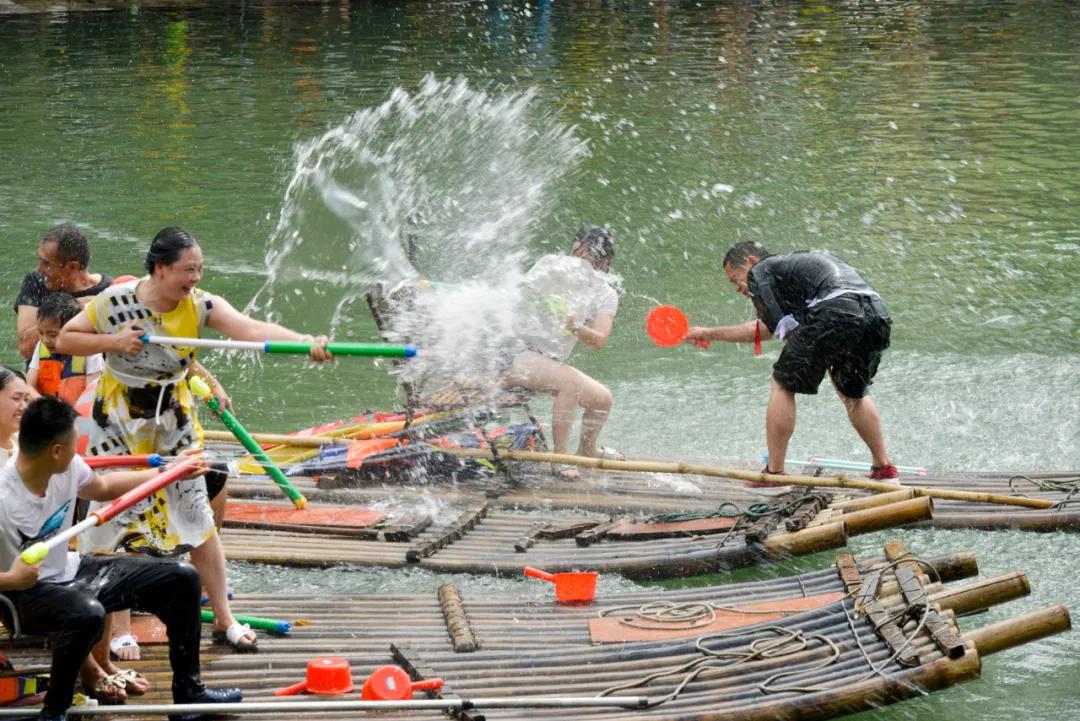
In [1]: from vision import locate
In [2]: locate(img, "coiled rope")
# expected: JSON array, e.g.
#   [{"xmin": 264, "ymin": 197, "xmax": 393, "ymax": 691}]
[
  {"xmin": 644, "ymin": 492, "xmax": 829, "ymax": 524},
  {"xmin": 1008, "ymin": 474, "xmax": 1080, "ymax": 508},
  {"xmin": 597, "ymin": 553, "xmax": 943, "ymax": 706}
]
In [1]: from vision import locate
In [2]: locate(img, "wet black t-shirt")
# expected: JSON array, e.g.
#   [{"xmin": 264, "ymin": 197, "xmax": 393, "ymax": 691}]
[
  {"xmin": 747, "ymin": 252, "xmax": 876, "ymax": 333},
  {"xmin": 12, "ymin": 271, "xmax": 114, "ymax": 312}
]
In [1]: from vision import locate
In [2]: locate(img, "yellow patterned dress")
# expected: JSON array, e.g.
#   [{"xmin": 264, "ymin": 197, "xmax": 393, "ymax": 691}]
[{"xmin": 79, "ymin": 279, "xmax": 217, "ymax": 556}]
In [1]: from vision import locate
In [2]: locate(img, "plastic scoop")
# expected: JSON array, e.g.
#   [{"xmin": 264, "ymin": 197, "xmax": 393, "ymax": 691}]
[
  {"xmin": 645, "ymin": 306, "xmax": 709, "ymax": 349},
  {"xmin": 524, "ymin": 566, "xmax": 598, "ymax": 603},
  {"xmin": 274, "ymin": 657, "xmax": 355, "ymax": 697},
  {"xmin": 360, "ymin": 665, "xmax": 443, "ymax": 700}
]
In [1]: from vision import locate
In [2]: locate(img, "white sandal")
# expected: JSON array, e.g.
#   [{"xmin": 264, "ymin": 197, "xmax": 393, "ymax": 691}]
[
  {"xmin": 211, "ymin": 622, "xmax": 257, "ymax": 653},
  {"xmin": 108, "ymin": 634, "xmax": 141, "ymax": 661},
  {"xmin": 598, "ymin": 446, "xmax": 625, "ymax": 461}
]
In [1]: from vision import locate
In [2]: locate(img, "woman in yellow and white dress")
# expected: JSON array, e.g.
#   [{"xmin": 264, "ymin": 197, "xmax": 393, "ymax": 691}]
[{"xmin": 59, "ymin": 227, "xmax": 331, "ymax": 657}]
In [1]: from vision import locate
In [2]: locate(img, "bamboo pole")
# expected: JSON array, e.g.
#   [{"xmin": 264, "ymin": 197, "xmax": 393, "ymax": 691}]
[
  {"xmin": 932, "ymin": 571, "xmax": 1030, "ymax": 616},
  {"xmin": 438, "ymin": 448, "xmax": 1054, "ymax": 510},
  {"xmin": 839, "ymin": 497, "xmax": 933, "ymax": 535},
  {"xmin": 832, "ymin": 488, "xmax": 915, "ymax": 512},
  {"xmin": 205, "ymin": 429, "xmax": 394, "ymax": 447},
  {"xmin": 0, "ymin": 696, "xmax": 649, "ymax": 717},
  {"xmin": 762, "ymin": 521, "xmax": 847, "ymax": 558},
  {"xmin": 965, "ymin": 604, "xmax": 1071, "ymax": 656}
]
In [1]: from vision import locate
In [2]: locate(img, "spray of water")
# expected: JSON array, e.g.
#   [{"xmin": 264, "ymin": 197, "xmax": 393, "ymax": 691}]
[{"xmin": 250, "ymin": 75, "xmax": 588, "ymax": 396}]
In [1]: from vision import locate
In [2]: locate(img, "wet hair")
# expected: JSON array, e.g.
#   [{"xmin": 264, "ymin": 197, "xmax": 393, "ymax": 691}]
[
  {"xmin": 18, "ymin": 396, "xmax": 77, "ymax": 455},
  {"xmin": 0, "ymin": 366, "xmax": 26, "ymax": 394},
  {"xmin": 573, "ymin": 225, "xmax": 615, "ymax": 262},
  {"xmin": 723, "ymin": 241, "xmax": 771, "ymax": 269},
  {"xmin": 43, "ymin": 223, "xmax": 91, "ymax": 269},
  {"xmin": 145, "ymin": 227, "xmax": 199, "ymax": 274},
  {"xmin": 37, "ymin": 292, "xmax": 81, "ymax": 326}
]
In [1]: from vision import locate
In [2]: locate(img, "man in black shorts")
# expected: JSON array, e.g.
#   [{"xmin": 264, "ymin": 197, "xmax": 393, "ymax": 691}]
[{"xmin": 685, "ymin": 242, "xmax": 899, "ymax": 481}]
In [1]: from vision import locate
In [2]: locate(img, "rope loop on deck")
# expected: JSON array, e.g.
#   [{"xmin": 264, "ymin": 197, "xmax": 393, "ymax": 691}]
[
  {"xmin": 596, "ymin": 625, "xmax": 841, "ymax": 706},
  {"xmin": 643, "ymin": 491, "xmax": 829, "ymax": 524},
  {"xmin": 596, "ymin": 552, "xmax": 947, "ymax": 707},
  {"xmin": 1008, "ymin": 474, "xmax": 1080, "ymax": 508},
  {"xmin": 598, "ymin": 599, "xmax": 787, "ymax": 632}
]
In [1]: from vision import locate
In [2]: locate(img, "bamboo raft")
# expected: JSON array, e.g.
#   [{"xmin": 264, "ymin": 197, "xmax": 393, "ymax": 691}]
[
  {"xmin": 217, "ymin": 435, "xmax": 1080, "ymax": 533},
  {"xmin": 4, "ymin": 541, "xmax": 1067, "ymax": 721},
  {"xmin": 219, "ymin": 469, "xmax": 935, "ymax": 575}
]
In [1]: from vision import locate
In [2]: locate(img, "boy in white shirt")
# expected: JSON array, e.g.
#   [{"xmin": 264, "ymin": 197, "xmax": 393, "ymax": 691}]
[{"xmin": 0, "ymin": 396, "xmax": 242, "ymax": 721}]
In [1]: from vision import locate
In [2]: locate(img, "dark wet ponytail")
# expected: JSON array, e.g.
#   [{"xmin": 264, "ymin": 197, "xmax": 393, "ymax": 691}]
[{"xmin": 145, "ymin": 227, "xmax": 199, "ymax": 274}]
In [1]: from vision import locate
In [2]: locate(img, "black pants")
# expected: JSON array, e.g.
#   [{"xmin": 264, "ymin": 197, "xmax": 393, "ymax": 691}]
[{"xmin": 6, "ymin": 555, "xmax": 205, "ymax": 715}]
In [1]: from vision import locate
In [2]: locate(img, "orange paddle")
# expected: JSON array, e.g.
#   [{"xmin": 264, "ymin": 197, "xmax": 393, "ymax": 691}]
[{"xmin": 645, "ymin": 306, "xmax": 708, "ymax": 348}]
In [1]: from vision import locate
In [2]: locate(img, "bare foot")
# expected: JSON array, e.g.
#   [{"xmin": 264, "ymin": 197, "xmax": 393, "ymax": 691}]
[{"xmin": 552, "ymin": 463, "xmax": 581, "ymax": 479}]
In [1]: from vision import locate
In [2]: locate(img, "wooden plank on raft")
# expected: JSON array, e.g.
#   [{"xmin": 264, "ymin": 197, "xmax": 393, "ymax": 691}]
[
  {"xmin": 588, "ymin": 592, "xmax": 846, "ymax": 643},
  {"xmin": 406, "ymin": 505, "xmax": 488, "ymax": 562},
  {"xmin": 390, "ymin": 643, "xmax": 485, "ymax": 721},
  {"xmin": 835, "ymin": 554, "xmax": 864, "ymax": 594},
  {"xmin": 925, "ymin": 609, "xmax": 968, "ymax": 659},
  {"xmin": 225, "ymin": 502, "xmax": 386, "ymax": 528},
  {"xmin": 574, "ymin": 516, "xmax": 625, "ymax": 547},
  {"xmin": 895, "ymin": 566, "xmax": 930, "ymax": 618},
  {"xmin": 884, "ymin": 540, "xmax": 922, "ymax": 574},
  {"xmin": 374, "ymin": 512, "xmax": 434, "ymax": 542},
  {"xmin": 537, "ymin": 521, "xmax": 601, "ymax": 540},
  {"xmin": 785, "ymin": 493, "xmax": 830, "ymax": 531},
  {"xmin": 516, "ymin": 520, "xmax": 605, "ymax": 552},
  {"xmin": 855, "ymin": 571, "xmax": 921, "ymax": 667},
  {"xmin": 602, "ymin": 516, "xmax": 738, "ymax": 540},
  {"xmin": 894, "ymin": 564, "xmax": 967, "ymax": 659},
  {"xmin": 438, "ymin": 584, "xmax": 481, "ymax": 653},
  {"xmin": 514, "ymin": 521, "xmax": 547, "ymax": 553}
]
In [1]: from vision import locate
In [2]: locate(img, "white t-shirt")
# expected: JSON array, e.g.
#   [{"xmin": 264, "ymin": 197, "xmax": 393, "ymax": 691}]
[
  {"xmin": 0, "ymin": 437, "xmax": 16, "ymax": 466},
  {"xmin": 517, "ymin": 255, "xmax": 620, "ymax": 363},
  {"xmin": 0, "ymin": 455, "xmax": 93, "ymax": 584}
]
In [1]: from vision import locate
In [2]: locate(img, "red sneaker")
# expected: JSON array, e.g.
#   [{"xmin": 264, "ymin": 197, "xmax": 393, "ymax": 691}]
[
  {"xmin": 868, "ymin": 464, "xmax": 900, "ymax": 481},
  {"xmin": 749, "ymin": 466, "xmax": 784, "ymax": 488}
]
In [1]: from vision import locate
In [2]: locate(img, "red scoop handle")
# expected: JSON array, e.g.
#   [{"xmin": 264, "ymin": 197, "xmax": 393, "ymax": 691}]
[
  {"xmin": 411, "ymin": 678, "xmax": 444, "ymax": 692},
  {"xmin": 524, "ymin": 566, "xmax": 556, "ymax": 583},
  {"xmin": 273, "ymin": 680, "xmax": 308, "ymax": 697}
]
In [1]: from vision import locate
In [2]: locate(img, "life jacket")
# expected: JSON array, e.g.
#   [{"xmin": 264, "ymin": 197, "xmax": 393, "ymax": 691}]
[
  {"xmin": 73, "ymin": 376, "xmax": 98, "ymax": 455},
  {"xmin": 36, "ymin": 346, "xmax": 91, "ymax": 406}
]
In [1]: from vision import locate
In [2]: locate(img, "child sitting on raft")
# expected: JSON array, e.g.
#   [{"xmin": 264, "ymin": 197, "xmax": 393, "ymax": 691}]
[{"xmin": 0, "ymin": 396, "xmax": 242, "ymax": 721}]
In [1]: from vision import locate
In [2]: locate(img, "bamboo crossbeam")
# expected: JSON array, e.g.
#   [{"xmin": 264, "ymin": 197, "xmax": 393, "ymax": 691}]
[
  {"xmin": 438, "ymin": 448, "xmax": 1054, "ymax": 510},
  {"xmin": 205, "ymin": 429, "xmax": 391, "ymax": 448}
]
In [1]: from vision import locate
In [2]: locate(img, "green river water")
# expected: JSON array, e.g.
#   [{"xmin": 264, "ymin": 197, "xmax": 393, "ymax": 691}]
[{"xmin": 1, "ymin": 2, "xmax": 1078, "ymax": 719}]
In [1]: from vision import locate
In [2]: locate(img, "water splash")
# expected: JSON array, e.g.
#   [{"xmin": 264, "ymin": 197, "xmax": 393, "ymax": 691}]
[{"xmin": 249, "ymin": 75, "xmax": 588, "ymax": 397}]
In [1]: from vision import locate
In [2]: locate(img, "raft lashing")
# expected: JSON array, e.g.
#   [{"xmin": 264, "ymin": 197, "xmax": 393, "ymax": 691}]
[{"xmin": 5, "ymin": 542, "xmax": 1066, "ymax": 721}]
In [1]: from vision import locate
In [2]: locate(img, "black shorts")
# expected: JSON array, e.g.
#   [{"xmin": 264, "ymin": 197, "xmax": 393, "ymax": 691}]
[
  {"xmin": 204, "ymin": 462, "xmax": 229, "ymax": 501},
  {"xmin": 772, "ymin": 295, "xmax": 891, "ymax": 399}
]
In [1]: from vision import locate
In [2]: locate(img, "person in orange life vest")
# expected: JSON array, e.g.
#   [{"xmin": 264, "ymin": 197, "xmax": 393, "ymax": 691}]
[{"xmin": 26, "ymin": 293, "xmax": 104, "ymax": 406}]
